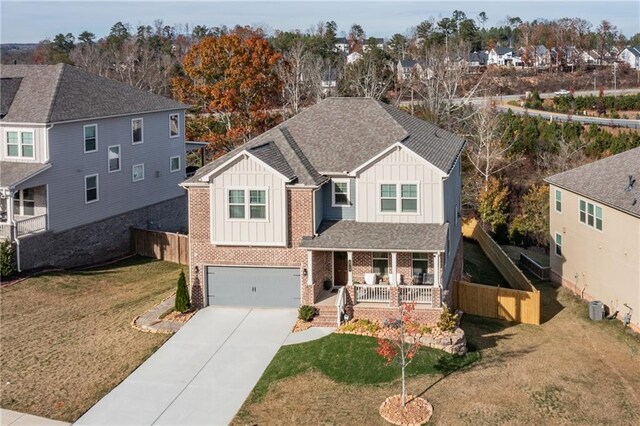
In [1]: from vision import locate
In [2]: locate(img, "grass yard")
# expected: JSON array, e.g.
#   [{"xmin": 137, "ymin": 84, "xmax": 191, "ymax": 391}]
[
  {"xmin": 234, "ymin": 282, "xmax": 640, "ymax": 425},
  {"xmin": 0, "ymin": 257, "xmax": 183, "ymax": 422},
  {"xmin": 463, "ymin": 239, "xmax": 510, "ymax": 287}
]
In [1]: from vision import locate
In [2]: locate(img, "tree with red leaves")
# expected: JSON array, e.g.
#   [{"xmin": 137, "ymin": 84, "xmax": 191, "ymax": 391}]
[{"xmin": 376, "ymin": 302, "xmax": 424, "ymax": 407}]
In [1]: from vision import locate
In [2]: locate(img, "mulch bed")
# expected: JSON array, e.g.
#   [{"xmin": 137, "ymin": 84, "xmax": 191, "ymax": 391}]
[
  {"xmin": 379, "ymin": 394, "xmax": 433, "ymax": 426},
  {"xmin": 162, "ymin": 310, "xmax": 195, "ymax": 323},
  {"xmin": 292, "ymin": 319, "xmax": 313, "ymax": 333}
]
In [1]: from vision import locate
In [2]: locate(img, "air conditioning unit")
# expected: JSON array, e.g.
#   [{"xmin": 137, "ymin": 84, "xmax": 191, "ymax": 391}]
[{"xmin": 588, "ymin": 301, "xmax": 604, "ymax": 321}]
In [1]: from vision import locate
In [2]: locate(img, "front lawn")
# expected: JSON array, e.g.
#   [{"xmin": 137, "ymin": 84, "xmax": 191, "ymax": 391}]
[
  {"xmin": 249, "ymin": 333, "xmax": 479, "ymax": 402},
  {"xmin": 0, "ymin": 256, "xmax": 183, "ymax": 422}
]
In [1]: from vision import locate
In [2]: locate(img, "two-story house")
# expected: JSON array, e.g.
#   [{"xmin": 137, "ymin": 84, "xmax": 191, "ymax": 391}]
[
  {"xmin": 488, "ymin": 47, "xmax": 521, "ymax": 66},
  {"xmin": 0, "ymin": 64, "xmax": 188, "ymax": 271},
  {"xmin": 545, "ymin": 147, "xmax": 640, "ymax": 331},
  {"xmin": 619, "ymin": 46, "xmax": 640, "ymax": 70},
  {"xmin": 183, "ymin": 97, "xmax": 465, "ymax": 325}
]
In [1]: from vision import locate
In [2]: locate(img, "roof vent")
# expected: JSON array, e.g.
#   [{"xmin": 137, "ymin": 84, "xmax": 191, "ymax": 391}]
[
  {"xmin": 626, "ymin": 175, "xmax": 636, "ymax": 192},
  {"xmin": 632, "ymin": 198, "xmax": 637, "ymax": 206}
]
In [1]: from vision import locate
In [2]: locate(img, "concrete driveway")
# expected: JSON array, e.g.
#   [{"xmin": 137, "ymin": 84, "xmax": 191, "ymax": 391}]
[{"xmin": 75, "ymin": 307, "xmax": 297, "ymax": 425}]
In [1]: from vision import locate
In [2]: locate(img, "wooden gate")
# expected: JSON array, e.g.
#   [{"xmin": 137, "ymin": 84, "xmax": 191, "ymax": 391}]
[{"xmin": 456, "ymin": 281, "xmax": 540, "ymax": 325}]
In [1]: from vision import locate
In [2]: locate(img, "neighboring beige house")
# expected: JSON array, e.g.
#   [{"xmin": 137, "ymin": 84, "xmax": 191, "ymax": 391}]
[{"xmin": 545, "ymin": 147, "xmax": 640, "ymax": 331}]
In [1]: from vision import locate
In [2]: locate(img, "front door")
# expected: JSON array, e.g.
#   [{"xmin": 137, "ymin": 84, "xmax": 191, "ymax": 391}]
[{"xmin": 334, "ymin": 252, "xmax": 348, "ymax": 285}]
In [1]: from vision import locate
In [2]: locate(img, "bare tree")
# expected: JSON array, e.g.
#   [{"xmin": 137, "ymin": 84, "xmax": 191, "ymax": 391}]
[{"xmin": 343, "ymin": 51, "xmax": 393, "ymax": 99}]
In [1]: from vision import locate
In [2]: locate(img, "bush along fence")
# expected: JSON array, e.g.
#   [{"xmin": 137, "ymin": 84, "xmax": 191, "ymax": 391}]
[
  {"xmin": 130, "ymin": 228, "xmax": 188, "ymax": 265},
  {"xmin": 459, "ymin": 219, "xmax": 541, "ymax": 325}
]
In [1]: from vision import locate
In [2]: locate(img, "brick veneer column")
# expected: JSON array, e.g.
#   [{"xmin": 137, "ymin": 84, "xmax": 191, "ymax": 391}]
[{"xmin": 389, "ymin": 285, "xmax": 400, "ymax": 307}]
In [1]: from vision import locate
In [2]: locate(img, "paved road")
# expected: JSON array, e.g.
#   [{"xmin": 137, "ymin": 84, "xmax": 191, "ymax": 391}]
[
  {"xmin": 75, "ymin": 307, "xmax": 297, "ymax": 426},
  {"xmin": 495, "ymin": 105, "xmax": 640, "ymax": 128}
]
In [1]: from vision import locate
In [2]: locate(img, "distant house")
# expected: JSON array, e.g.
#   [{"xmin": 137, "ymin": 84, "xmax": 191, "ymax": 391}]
[
  {"xmin": 545, "ymin": 147, "xmax": 640, "ymax": 332},
  {"xmin": 334, "ymin": 37, "xmax": 349, "ymax": 53},
  {"xmin": 347, "ymin": 51, "xmax": 363, "ymax": 64},
  {"xmin": 467, "ymin": 51, "xmax": 489, "ymax": 67},
  {"xmin": 581, "ymin": 49, "xmax": 603, "ymax": 66},
  {"xmin": 363, "ymin": 37, "xmax": 385, "ymax": 52},
  {"xmin": 321, "ymin": 68, "xmax": 338, "ymax": 93},
  {"xmin": 488, "ymin": 47, "xmax": 521, "ymax": 66},
  {"xmin": 619, "ymin": 46, "xmax": 640, "ymax": 70},
  {"xmin": 519, "ymin": 45, "xmax": 548, "ymax": 67},
  {"xmin": 396, "ymin": 59, "xmax": 430, "ymax": 82},
  {"xmin": 0, "ymin": 64, "xmax": 189, "ymax": 271}
]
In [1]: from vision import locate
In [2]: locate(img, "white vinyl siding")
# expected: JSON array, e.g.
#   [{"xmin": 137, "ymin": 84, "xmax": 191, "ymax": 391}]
[
  {"xmin": 131, "ymin": 118, "xmax": 143, "ymax": 144},
  {"xmin": 169, "ymin": 113, "xmax": 180, "ymax": 138},
  {"xmin": 6, "ymin": 130, "xmax": 34, "ymax": 159},
  {"xmin": 108, "ymin": 145, "xmax": 121, "ymax": 172},
  {"xmin": 170, "ymin": 155, "xmax": 180, "ymax": 172},
  {"xmin": 84, "ymin": 124, "xmax": 97, "ymax": 153},
  {"xmin": 132, "ymin": 164, "xmax": 144, "ymax": 182},
  {"xmin": 85, "ymin": 174, "xmax": 99, "ymax": 204},
  {"xmin": 579, "ymin": 199, "xmax": 603, "ymax": 231}
]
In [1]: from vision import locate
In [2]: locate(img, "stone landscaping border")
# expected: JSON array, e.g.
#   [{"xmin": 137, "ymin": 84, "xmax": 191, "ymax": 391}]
[{"xmin": 131, "ymin": 293, "xmax": 195, "ymax": 334}]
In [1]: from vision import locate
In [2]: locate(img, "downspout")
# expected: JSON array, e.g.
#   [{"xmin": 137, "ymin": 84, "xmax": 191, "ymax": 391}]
[{"xmin": 9, "ymin": 189, "xmax": 21, "ymax": 272}]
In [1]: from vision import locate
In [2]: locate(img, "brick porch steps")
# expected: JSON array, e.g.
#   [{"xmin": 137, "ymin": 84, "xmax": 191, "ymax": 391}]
[{"xmin": 312, "ymin": 305, "xmax": 339, "ymax": 327}]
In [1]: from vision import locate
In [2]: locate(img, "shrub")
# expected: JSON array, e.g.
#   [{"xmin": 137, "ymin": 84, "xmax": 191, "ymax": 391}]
[
  {"xmin": 323, "ymin": 278, "xmax": 332, "ymax": 290},
  {"xmin": 342, "ymin": 319, "xmax": 381, "ymax": 334},
  {"xmin": 175, "ymin": 270, "xmax": 190, "ymax": 313},
  {"xmin": 298, "ymin": 305, "xmax": 316, "ymax": 321},
  {"xmin": 0, "ymin": 240, "xmax": 17, "ymax": 279},
  {"xmin": 437, "ymin": 304, "xmax": 459, "ymax": 332}
]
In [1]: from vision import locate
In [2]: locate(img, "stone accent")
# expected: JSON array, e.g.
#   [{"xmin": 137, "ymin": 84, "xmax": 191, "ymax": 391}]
[
  {"xmin": 418, "ymin": 327, "xmax": 467, "ymax": 356},
  {"xmin": 18, "ymin": 195, "xmax": 187, "ymax": 271}
]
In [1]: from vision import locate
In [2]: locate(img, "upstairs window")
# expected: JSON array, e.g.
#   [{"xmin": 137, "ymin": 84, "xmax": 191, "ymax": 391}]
[
  {"xmin": 108, "ymin": 145, "xmax": 121, "ymax": 172},
  {"xmin": 170, "ymin": 156, "xmax": 180, "ymax": 172},
  {"xmin": 380, "ymin": 183, "xmax": 418, "ymax": 213},
  {"xmin": 380, "ymin": 184, "xmax": 397, "ymax": 212},
  {"xmin": 555, "ymin": 233, "xmax": 562, "ymax": 257},
  {"xmin": 84, "ymin": 124, "xmax": 97, "ymax": 153},
  {"xmin": 132, "ymin": 118, "xmax": 143, "ymax": 144},
  {"xmin": 227, "ymin": 188, "xmax": 267, "ymax": 220},
  {"xmin": 6, "ymin": 130, "xmax": 34, "ymax": 159},
  {"xmin": 579, "ymin": 199, "xmax": 603, "ymax": 231},
  {"xmin": 85, "ymin": 174, "xmax": 99, "ymax": 204},
  {"xmin": 401, "ymin": 184, "xmax": 418, "ymax": 212},
  {"xmin": 228, "ymin": 189, "xmax": 245, "ymax": 219},
  {"xmin": 132, "ymin": 164, "xmax": 145, "ymax": 182},
  {"xmin": 332, "ymin": 179, "xmax": 350, "ymax": 206},
  {"xmin": 555, "ymin": 189, "xmax": 562, "ymax": 212},
  {"xmin": 169, "ymin": 113, "xmax": 180, "ymax": 138},
  {"xmin": 249, "ymin": 190, "xmax": 267, "ymax": 219}
]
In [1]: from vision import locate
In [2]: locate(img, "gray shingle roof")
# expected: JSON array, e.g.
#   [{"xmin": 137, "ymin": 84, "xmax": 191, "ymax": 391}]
[
  {"xmin": 248, "ymin": 141, "xmax": 296, "ymax": 180},
  {"xmin": 300, "ymin": 220, "xmax": 449, "ymax": 251},
  {"xmin": 399, "ymin": 59, "xmax": 418, "ymax": 68},
  {"xmin": 545, "ymin": 147, "xmax": 640, "ymax": 218},
  {"xmin": 0, "ymin": 64, "xmax": 186, "ymax": 123},
  {"xmin": 0, "ymin": 77, "xmax": 22, "ymax": 118},
  {"xmin": 0, "ymin": 161, "xmax": 51, "ymax": 189},
  {"xmin": 185, "ymin": 97, "xmax": 465, "ymax": 186},
  {"xmin": 494, "ymin": 47, "xmax": 515, "ymax": 55}
]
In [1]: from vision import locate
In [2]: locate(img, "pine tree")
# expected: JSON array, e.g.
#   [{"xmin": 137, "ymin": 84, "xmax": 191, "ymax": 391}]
[{"xmin": 175, "ymin": 270, "xmax": 190, "ymax": 313}]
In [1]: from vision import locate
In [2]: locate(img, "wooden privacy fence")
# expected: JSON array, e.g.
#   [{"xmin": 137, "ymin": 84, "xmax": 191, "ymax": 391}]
[
  {"xmin": 456, "ymin": 281, "xmax": 541, "ymax": 325},
  {"xmin": 131, "ymin": 228, "xmax": 188, "ymax": 265}
]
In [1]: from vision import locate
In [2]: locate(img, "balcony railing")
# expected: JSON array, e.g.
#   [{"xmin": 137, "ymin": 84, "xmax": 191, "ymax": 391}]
[
  {"xmin": 399, "ymin": 285, "xmax": 433, "ymax": 304},
  {"xmin": 0, "ymin": 223, "xmax": 11, "ymax": 240},
  {"xmin": 0, "ymin": 214, "xmax": 47, "ymax": 239},
  {"xmin": 354, "ymin": 284, "xmax": 390, "ymax": 303}
]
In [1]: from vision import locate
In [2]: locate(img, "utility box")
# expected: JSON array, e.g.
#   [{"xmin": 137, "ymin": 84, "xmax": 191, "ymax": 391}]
[{"xmin": 589, "ymin": 301, "xmax": 604, "ymax": 321}]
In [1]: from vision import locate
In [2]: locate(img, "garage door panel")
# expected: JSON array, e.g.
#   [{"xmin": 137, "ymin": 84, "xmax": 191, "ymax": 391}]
[{"xmin": 206, "ymin": 266, "xmax": 300, "ymax": 308}]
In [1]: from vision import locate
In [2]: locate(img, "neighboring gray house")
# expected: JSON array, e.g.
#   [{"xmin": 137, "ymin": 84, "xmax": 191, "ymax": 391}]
[
  {"xmin": 183, "ymin": 98, "xmax": 465, "ymax": 326},
  {"xmin": 0, "ymin": 64, "xmax": 189, "ymax": 270}
]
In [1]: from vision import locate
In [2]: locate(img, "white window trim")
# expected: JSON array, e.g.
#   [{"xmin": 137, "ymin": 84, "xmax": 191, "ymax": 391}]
[
  {"xmin": 170, "ymin": 155, "xmax": 181, "ymax": 173},
  {"xmin": 5, "ymin": 129, "xmax": 35, "ymax": 160},
  {"xmin": 578, "ymin": 198, "xmax": 603, "ymax": 232},
  {"xmin": 107, "ymin": 145, "xmax": 121, "ymax": 173},
  {"xmin": 83, "ymin": 124, "xmax": 98, "ymax": 153},
  {"xmin": 84, "ymin": 174, "xmax": 99, "ymax": 204},
  {"xmin": 131, "ymin": 118, "xmax": 144, "ymax": 145},
  {"xmin": 14, "ymin": 189, "xmax": 35, "ymax": 217},
  {"xmin": 225, "ymin": 187, "xmax": 269, "ymax": 222},
  {"xmin": 169, "ymin": 113, "xmax": 180, "ymax": 139},
  {"xmin": 331, "ymin": 178, "xmax": 351, "ymax": 207},
  {"xmin": 372, "ymin": 252, "xmax": 390, "ymax": 277},
  {"xmin": 554, "ymin": 232, "xmax": 562, "ymax": 257},
  {"xmin": 378, "ymin": 182, "xmax": 420, "ymax": 215},
  {"xmin": 132, "ymin": 163, "xmax": 145, "ymax": 182},
  {"xmin": 554, "ymin": 189, "xmax": 562, "ymax": 213}
]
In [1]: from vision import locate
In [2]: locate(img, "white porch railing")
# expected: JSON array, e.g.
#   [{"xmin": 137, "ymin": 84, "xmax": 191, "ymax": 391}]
[
  {"xmin": 0, "ymin": 223, "xmax": 12, "ymax": 240},
  {"xmin": 399, "ymin": 285, "xmax": 433, "ymax": 304},
  {"xmin": 335, "ymin": 286, "xmax": 346, "ymax": 326},
  {"xmin": 354, "ymin": 284, "xmax": 390, "ymax": 303},
  {"xmin": 15, "ymin": 214, "xmax": 47, "ymax": 237}
]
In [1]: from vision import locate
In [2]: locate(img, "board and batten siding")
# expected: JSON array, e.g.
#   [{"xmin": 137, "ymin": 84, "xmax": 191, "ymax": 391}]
[
  {"xmin": 0, "ymin": 124, "xmax": 48, "ymax": 163},
  {"xmin": 18, "ymin": 110, "xmax": 186, "ymax": 232},
  {"xmin": 355, "ymin": 146, "xmax": 445, "ymax": 224},
  {"xmin": 210, "ymin": 154, "xmax": 287, "ymax": 246},
  {"xmin": 322, "ymin": 178, "xmax": 356, "ymax": 221}
]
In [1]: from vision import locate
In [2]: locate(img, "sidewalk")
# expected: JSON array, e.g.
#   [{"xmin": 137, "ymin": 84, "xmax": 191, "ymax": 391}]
[{"xmin": 1, "ymin": 409, "xmax": 69, "ymax": 426}]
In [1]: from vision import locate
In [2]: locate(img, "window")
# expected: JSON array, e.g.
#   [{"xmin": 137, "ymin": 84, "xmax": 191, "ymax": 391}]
[
  {"xmin": 380, "ymin": 184, "xmax": 397, "ymax": 212},
  {"xmin": 170, "ymin": 156, "xmax": 180, "ymax": 173},
  {"xmin": 6, "ymin": 130, "xmax": 34, "ymax": 159},
  {"xmin": 555, "ymin": 233, "xmax": 562, "ymax": 257},
  {"xmin": 380, "ymin": 183, "xmax": 418, "ymax": 213},
  {"xmin": 132, "ymin": 164, "xmax": 144, "ymax": 182},
  {"xmin": 84, "ymin": 124, "xmax": 97, "ymax": 152},
  {"xmin": 555, "ymin": 189, "xmax": 562, "ymax": 212},
  {"xmin": 412, "ymin": 252, "xmax": 429, "ymax": 277},
  {"xmin": 372, "ymin": 252, "xmax": 389, "ymax": 276},
  {"xmin": 579, "ymin": 199, "xmax": 603, "ymax": 231},
  {"xmin": 108, "ymin": 145, "xmax": 121, "ymax": 172},
  {"xmin": 169, "ymin": 113, "xmax": 180, "ymax": 138},
  {"xmin": 332, "ymin": 179, "xmax": 350, "ymax": 206},
  {"xmin": 85, "ymin": 174, "xmax": 99, "ymax": 204},
  {"xmin": 228, "ymin": 189, "xmax": 245, "ymax": 219},
  {"xmin": 131, "ymin": 118, "xmax": 143, "ymax": 144},
  {"xmin": 249, "ymin": 190, "xmax": 267, "ymax": 219},
  {"xmin": 13, "ymin": 188, "xmax": 35, "ymax": 216},
  {"xmin": 228, "ymin": 188, "xmax": 267, "ymax": 220}
]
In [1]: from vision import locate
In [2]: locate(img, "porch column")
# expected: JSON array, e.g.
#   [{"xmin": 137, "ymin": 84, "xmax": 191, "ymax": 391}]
[
  {"xmin": 306, "ymin": 250, "xmax": 313, "ymax": 286},
  {"xmin": 434, "ymin": 252, "xmax": 442, "ymax": 287},
  {"xmin": 6, "ymin": 189, "xmax": 14, "ymax": 238},
  {"xmin": 347, "ymin": 251, "xmax": 353, "ymax": 285},
  {"xmin": 391, "ymin": 252, "xmax": 398, "ymax": 285}
]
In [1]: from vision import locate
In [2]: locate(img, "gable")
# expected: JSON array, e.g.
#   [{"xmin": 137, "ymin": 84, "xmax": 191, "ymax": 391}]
[
  {"xmin": 205, "ymin": 152, "xmax": 289, "ymax": 184},
  {"xmin": 353, "ymin": 144, "xmax": 446, "ymax": 178}
]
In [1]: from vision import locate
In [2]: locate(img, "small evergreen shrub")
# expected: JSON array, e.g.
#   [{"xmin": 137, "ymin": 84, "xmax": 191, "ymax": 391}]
[
  {"xmin": 437, "ymin": 304, "xmax": 459, "ymax": 332},
  {"xmin": 323, "ymin": 279, "xmax": 332, "ymax": 290},
  {"xmin": 175, "ymin": 270, "xmax": 190, "ymax": 313},
  {"xmin": 0, "ymin": 240, "xmax": 17, "ymax": 279},
  {"xmin": 298, "ymin": 305, "xmax": 316, "ymax": 321}
]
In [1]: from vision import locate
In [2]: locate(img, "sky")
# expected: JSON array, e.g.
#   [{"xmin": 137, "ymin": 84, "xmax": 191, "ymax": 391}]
[{"xmin": 1, "ymin": 0, "xmax": 639, "ymax": 44}]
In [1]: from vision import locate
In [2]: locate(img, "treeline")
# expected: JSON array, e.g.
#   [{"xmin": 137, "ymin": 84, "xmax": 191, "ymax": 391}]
[{"xmin": 525, "ymin": 92, "xmax": 640, "ymax": 116}]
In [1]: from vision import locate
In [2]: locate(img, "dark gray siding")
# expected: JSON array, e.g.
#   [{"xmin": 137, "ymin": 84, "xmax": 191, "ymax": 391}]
[
  {"xmin": 322, "ymin": 178, "xmax": 356, "ymax": 220},
  {"xmin": 23, "ymin": 110, "xmax": 186, "ymax": 232},
  {"xmin": 314, "ymin": 186, "xmax": 323, "ymax": 232}
]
